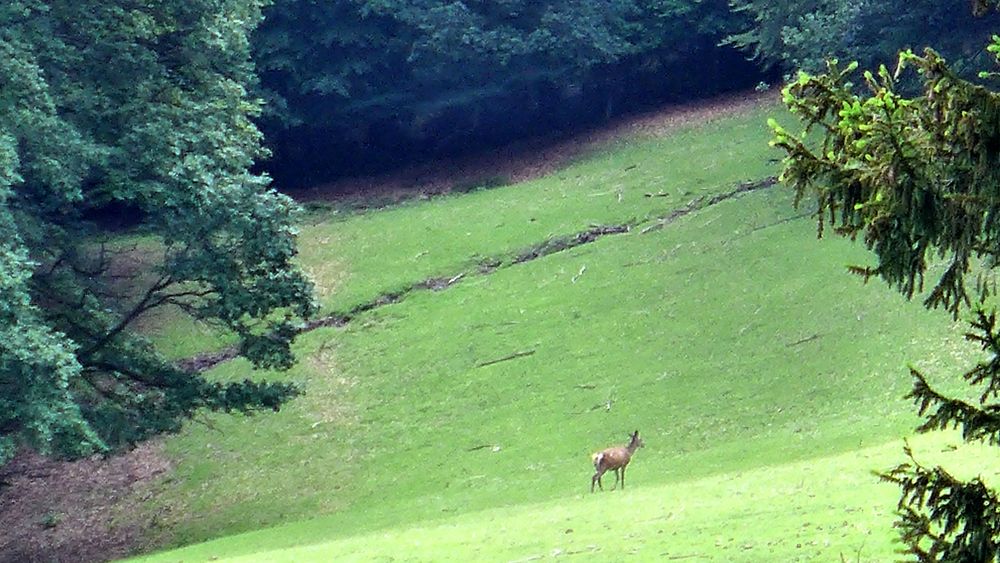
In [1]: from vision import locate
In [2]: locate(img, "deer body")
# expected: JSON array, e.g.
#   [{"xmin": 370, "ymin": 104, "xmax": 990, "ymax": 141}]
[{"xmin": 591, "ymin": 430, "xmax": 643, "ymax": 492}]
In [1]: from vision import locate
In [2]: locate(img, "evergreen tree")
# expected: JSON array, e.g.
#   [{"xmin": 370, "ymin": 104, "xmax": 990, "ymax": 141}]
[
  {"xmin": 769, "ymin": 2, "xmax": 1000, "ymax": 557},
  {"xmin": 0, "ymin": 0, "xmax": 315, "ymax": 465}
]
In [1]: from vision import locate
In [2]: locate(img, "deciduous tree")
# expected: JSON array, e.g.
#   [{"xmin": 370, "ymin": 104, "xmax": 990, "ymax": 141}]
[
  {"xmin": 0, "ymin": 0, "xmax": 315, "ymax": 465},
  {"xmin": 252, "ymin": 0, "xmax": 756, "ymax": 185}
]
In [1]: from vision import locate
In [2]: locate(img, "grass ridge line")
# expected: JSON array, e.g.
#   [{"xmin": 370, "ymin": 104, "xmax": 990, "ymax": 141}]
[{"xmin": 175, "ymin": 176, "xmax": 778, "ymax": 374}]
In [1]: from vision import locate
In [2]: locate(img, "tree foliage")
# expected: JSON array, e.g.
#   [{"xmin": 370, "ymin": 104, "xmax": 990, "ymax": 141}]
[
  {"xmin": 728, "ymin": 0, "xmax": 1000, "ymax": 77},
  {"xmin": 254, "ymin": 0, "xmax": 706, "ymax": 126},
  {"xmin": 769, "ymin": 15, "xmax": 1000, "ymax": 558},
  {"xmin": 256, "ymin": 0, "xmax": 643, "ymax": 125},
  {"xmin": 0, "ymin": 0, "xmax": 315, "ymax": 465},
  {"xmin": 254, "ymin": 0, "xmax": 1000, "ymax": 186},
  {"xmin": 252, "ymin": 0, "xmax": 756, "ymax": 184}
]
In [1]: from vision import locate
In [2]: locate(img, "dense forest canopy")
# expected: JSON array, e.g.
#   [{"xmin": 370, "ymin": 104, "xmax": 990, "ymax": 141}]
[
  {"xmin": 252, "ymin": 0, "xmax": 1000, "ymax": 188},
  {"xmin": 728, "ymin": 0, "xmax": 1000, "ymax": 76},
  {"xmin": 252, "ymin": 0, "xmax": 763, "ymax": 186}
]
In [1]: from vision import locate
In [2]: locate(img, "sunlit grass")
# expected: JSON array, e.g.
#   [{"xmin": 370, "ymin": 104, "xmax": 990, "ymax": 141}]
[
  {"xmin": 141, "ymin": 433, "xmax": 1000, "ymax": 563},
  {"xmin": 120, "ymin": 98, "xmax": 997, "ymax": 562}
]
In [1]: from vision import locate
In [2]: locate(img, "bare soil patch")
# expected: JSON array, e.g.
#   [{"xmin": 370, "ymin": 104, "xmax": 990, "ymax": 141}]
[
  {"xmin": 293, "ymin": 89, "xmax": 775, "ymax": 206},
  {"xmin": 0, "ymin": 443, "xmax": 169, "ymax": 563}
]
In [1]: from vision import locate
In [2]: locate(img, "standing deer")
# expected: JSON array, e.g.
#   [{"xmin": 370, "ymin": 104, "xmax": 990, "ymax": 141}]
[{"xmin": 591, "ymin": 430, "xmax": 643, "ymax": 492}]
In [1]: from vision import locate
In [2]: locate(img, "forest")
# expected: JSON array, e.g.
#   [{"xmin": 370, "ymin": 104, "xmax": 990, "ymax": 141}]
[
  {"xmin": 254, "ymin": 0, "xmax": 999, "ymax": 185},
  {"xmin": 5, "ymin": 0, "xmax": 1000, "ymax": 561}
]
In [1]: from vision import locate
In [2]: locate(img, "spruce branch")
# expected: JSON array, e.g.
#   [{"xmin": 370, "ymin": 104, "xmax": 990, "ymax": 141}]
[
  {"xmin": 907, "ymin": 367, "xmax": 1000, "ymax": 444},
  {"xmin": 964, "ymin": 308, "xmax": 1000, "ymax": 402},
  {"xmin": 880, "ymin": 445, "xmax": 1000, "ymax": 561}
]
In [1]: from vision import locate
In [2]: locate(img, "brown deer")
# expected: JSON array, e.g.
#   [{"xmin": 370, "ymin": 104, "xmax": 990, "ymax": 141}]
[{"xmin": 591, "ymin": 430, "xmax": 643, "ymax": 492}]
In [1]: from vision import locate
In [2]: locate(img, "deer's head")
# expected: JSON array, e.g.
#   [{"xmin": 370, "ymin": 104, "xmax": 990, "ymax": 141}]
[{"xmin": 629, "ymin": 430, "xmax": 644, "ymax": 450}]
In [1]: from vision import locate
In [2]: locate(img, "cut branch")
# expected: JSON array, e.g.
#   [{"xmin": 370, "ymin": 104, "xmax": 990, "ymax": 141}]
[
  {"xmin": 476, "ymin": 349, "xmax": 536, "ymax": 368},
  {"xmin": 786, "ymin": 334, "xmax": 821, "ymax": 347}
]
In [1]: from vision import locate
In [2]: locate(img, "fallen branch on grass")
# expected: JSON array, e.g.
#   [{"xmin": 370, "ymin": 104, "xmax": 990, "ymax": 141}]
[
  {"xmin": 786, "ymin": 334, "xmax": 821, "ymax": 347},
  {"xmin": 476, "ymin": 349, "xmax": 536, "ymax": 368}
]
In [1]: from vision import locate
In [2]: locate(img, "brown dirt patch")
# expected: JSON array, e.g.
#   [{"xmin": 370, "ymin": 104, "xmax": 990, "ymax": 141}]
[
  {"xmin": 293, "ymin": 89, "xmax": 776, "ymax": 206},
  {"xmin": 0, "ymin": 443, "xmax": 170, "ymax": 563}
]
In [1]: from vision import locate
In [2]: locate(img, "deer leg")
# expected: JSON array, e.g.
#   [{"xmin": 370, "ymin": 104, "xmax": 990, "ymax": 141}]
[
  {"xmin": 621, "ymin": 466, "xmax": 626, "ymax": 490},
  {"xmin": 591, "ymin": 470, "xmax": 605, "ymax": 493}
]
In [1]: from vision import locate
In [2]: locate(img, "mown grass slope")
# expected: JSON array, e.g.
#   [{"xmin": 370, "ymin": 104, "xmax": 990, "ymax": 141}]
[
  {"xmin": 143, "ymin": 434, "xmax": 997, "ymax": 562},
  {"xmin": 130, "ymin": 98, "xmax": 991, "ymax": 562}
]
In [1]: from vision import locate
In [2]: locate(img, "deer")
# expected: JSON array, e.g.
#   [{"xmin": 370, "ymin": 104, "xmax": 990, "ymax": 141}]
[{"xmin": 591, "ymin": 430, "xmax": 643, "ymax": 492}]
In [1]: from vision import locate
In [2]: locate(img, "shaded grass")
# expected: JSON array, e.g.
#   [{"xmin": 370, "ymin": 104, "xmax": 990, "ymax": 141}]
[
  {"xmin": 296, "ymin": 105, "xmax": 784, "ymax": 315},
  {"xmin": 135, "ymin": 307, "xmax": 238, "ymax": 361},
  {"xmin": 82, "ymin": 235, "xmax": 242, "ymax": 362},
  {"xmin": 139, "ymin": 105, "xmax": 787, "ymax": 362},
  {"xmin": 134, "ymin": 186, "xmax": 977, "ymax": 560}
]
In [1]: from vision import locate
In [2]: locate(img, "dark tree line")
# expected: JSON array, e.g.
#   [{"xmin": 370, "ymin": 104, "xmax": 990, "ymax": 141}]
[
  {"xmin": 251, "ymin": 0, "xmax": 1000, "ymax": 188},
  {"xmin": 251, "ymin": 0, "xmax": 762, "ymax": 187},
  {"xmin": 729, "ymin": 0, "xmax": 1000, "ymax": 77}
]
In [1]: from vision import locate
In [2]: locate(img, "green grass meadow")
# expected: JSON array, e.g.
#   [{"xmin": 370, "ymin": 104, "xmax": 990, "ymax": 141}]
[{"xmin": 128, "ymin": 100, "xmax": 996, "ymax": 562}]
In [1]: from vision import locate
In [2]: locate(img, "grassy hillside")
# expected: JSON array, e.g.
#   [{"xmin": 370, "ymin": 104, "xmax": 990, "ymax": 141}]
[
  {"xmin": 141, "ymin": 103, "xmax": 782, "ymax": 360},
  {"xmin": 140, "ymin": 435, "xmax": 997, "ymax": 562},
  {"xmin": 128, "ymin": 99, "xmax": 992, "ymax": 562}
]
